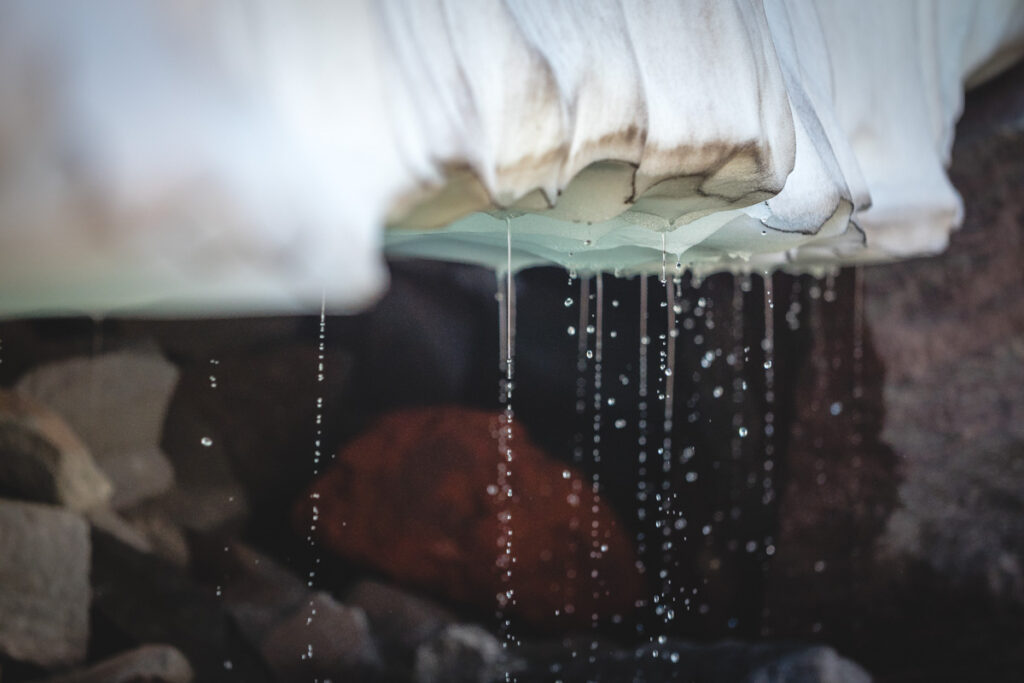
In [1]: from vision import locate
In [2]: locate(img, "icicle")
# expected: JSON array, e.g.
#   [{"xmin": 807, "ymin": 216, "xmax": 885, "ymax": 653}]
[
  {"xmin": 664, "ymin": 278, "xmax": 676, "ymax": 425},
  {"xmin": 660, "ymin": 232, "xmax": 668, "ymax": 284},
  {"xmin": 824, "ymin": 271, "xmax": 837, "ymax": 303}
]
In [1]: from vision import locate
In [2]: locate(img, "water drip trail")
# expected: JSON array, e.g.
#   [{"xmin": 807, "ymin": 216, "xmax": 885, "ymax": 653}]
[
  {"xmin": 762, "ymin": 272, "xmax": 775, "ymax": 505},
  {"xmin": 635, "ymin": 275, "xmax": 651, "ymax": 629},
  {"xmin": 660, "ymin": 232, "xmax": 668, "ymax": 284},
  {"xmin": 587, "ymin": 274, "xmax": 605, "ymax": 646},
  {"xmin": 651, "ymin": 264, "xmax": 677, "ymax": 629},
  {"xmin": 496, "ymin": 217, "xmax": 518, "ymax": 669},
  {"xmin": 301, "ymin": 291, "xmax": 328, "ymax": 666}
]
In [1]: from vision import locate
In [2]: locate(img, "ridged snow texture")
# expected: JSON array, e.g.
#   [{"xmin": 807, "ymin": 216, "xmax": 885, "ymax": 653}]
[{"xmin": 1, "ymin": 0, "xmax": 1022, "ymax": 315}]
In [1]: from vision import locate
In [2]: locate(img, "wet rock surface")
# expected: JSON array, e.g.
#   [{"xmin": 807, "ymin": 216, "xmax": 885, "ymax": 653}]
[
  {"xmin": 296, "ymin": 405, "xmax": 646, "ymax": 630},
  {"xmin": 347, "ymin": 579, "xmax": 459, "ymax": 665},
  {"xmin": 37, "ymin": 644, "xmax": 194, "ymax": 683},
  {"xmin": 413, "ymin": 624, "xmax": 503, "ymax": 683},
  {"xmin": 260, "ymin": 592, "xmax": 382, "ymax": 683},
  {"xmin": 0, "ymin": 500, "xmax": 90, "ymax": 668},
  {"xmin": 510, "ymin": 639, "xmax": 871, "ymax": 683},
  {"xmin": 0, "ymin": 389, "xmax": 112, "ymax": 511},
  {"xmin": 89, "ymin": 529, "xmax": 273, "ymax": 683},
  {"xmin": 16, "ymin": 350, "xmax": 179, "ymax": 509}
]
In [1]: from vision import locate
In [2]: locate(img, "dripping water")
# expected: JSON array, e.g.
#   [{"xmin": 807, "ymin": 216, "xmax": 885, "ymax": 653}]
[
  {"xmin": 496, "ymin": 217, "xmax": 519, "ymax": 668},
  {"xmin": 589, "ymin": 274, "xmax": 605, "ymax": 639},
  {"xmin": 762, "ymin": 272, "xmax": 775, "ymax": 510},
  {"xmin": 850, "ymin": 267, "xmax": 865, "ymax": 452},
  {"xmin": 300, "ymin": 291, "xmax": 328, "ymax": 664},
  {"xmin": 635, "ymin": 275, "xmax": 651, "ymax": 634}
]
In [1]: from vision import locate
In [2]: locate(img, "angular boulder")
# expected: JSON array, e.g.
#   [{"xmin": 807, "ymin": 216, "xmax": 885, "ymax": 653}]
[
  {"xmin": 295, "ymin": 406, "xmax": 645, "ymax": 629},
  {"xmin": 17, "ymin": 350, "xmax": 179, "ymax": 509},
  {"xmin": 0, "ymin": 389, "xmax": 112, "ymax": 511},
  {"xmin": 38, "ymin": 644, "xmax": 194, "ymax": 683},
  {"xmin": 0, "ymin": 499, "xmax": 90, "ymax": 667}
]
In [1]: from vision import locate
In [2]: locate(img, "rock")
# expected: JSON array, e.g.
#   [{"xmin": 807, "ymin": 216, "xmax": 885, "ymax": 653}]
[
  {"xmin": 413, "ymin": 624, "xmax": 503, "ymax": 683},
  {"xmin": 90, "ymin": 529, "xmax": 272, "ymax": 682},
  {"xmin": 346, "ymin": 580, "xmax": 457, "ymax": 663},
  {"xmin": 16, "ymin": 350, "xmax": 179, "ymax": 509},
  {"xmin": 159, "ymin": 341, "xmax": 351, "ymax": 515},
  {"xmin": 148, "ymin": 401, "xmax": 248, "ymax": 534},
  {"xmin": 37, "ymin": 644, "xmax": 194, "ymax": 683},
  {"xmin": 746, "ymin": 646, "xmax": 872, "ymax": 683},
  {"xmin": 296, "ymin": 406, "xmax": 645, "ymax": 630},
  {"xmin": 511, "ymin": 639, "xmax": 870, "ymax": 683},
  {"xmin": 212, "ymin": 543, "xmax": 308, "ymax": 647},
  {"xmin": 85, "ymin": 505, "xmax": 154, "ymax": 555},
  {"xmin": 864, "ymin": 54, "xmax": 1024, "ymax": 607},
  {"xmin": 260, "ymin": 592, "xmax": 381, "ymax": 682},
  {"xmin": 0, "ymin": 500, "xmax": 90, "ymax": 668},
  {"xmin": 122, "ymin": 509, "xmax": 191, "ymax": 568},
  {"xmin": 0, "ymin": 389, "xmax": 112, "ymax": 511}
]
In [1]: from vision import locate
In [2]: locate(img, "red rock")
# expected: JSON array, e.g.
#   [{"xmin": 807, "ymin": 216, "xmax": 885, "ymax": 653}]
[{"xmin": 295, "ymin": 406, "xmax": 645, "ymax": 630}]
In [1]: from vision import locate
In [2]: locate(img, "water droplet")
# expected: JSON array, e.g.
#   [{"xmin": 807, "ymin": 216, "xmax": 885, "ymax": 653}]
[
  {"xmin": 567, "ymin": 325, "xmax": 577, "ymax": 336},
  {"xmin": 223, "ymin": 660, "xmax": 233, "ymax": 670},
  {"xmin": 738, "ymin": 427, "xmax": 748, "ymax": 438},
  {"xmin": 561, "ymin": 470, "xmax": 571, "ymax": 480},
  {"xmin": 564, "ymin": 297, "xmax": 574, "ymax": 307},
  {"xmin": 814, "ymin": 560, "xmax": 827, "ymax": 573},
  {"xmin": 712, "ymin": 386, "xmax": 724, "ymax": 398},
  {"xmin": 614, "ymin": 419, "xmax": 627, "ymax": 429},
  {"xmin": 829, "ymin": 401, "xmax": 843, "ymax": 416},
  {"xmin": 200, "ymin": 437, "xmax": 213, "ymax": 447}
]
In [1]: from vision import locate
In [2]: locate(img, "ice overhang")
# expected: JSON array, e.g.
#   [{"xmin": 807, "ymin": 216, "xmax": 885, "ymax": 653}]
[{"xmin": 1, "ymin": 0, "xmax": 1022, "ymax": 316}]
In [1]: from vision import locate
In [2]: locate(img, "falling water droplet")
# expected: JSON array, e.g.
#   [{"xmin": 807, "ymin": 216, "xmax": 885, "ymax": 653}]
[{"xmin": 200, "ymin": 437, "xmax": 213, "ymax": 447}]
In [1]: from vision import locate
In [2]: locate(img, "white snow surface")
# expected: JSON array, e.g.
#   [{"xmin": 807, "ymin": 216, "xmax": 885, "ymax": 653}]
[{"xmin": 0, "ymin": 0, "xmax": 1022, "ymax": 316}]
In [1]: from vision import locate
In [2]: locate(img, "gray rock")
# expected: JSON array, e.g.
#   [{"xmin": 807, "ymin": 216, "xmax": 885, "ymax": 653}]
[
  {"xmin": 89, "ymin": 529, "xmax": 273, "ymax": 682},
  {"xmin": 747, "ymin": 646, "xmax": 872, "ymax": 683},
  {"xmin": 0, "ymin": 389, "xmax": 112, "ymax": 511},
  {"xmin": 85, "ymin": 505, "xmax": 154, "ymax": 555},
  {"xmin": 877, "ymin": 342, "xmax": 1024, "ymax": 604},
  {"xmin": 121, "ymin": 509, "xmax": 191, "ymax": 568},
  {"xmin": 37, "ymin": 644, "xmax": 194, "ymax": 683},
  {"xmin": 864, "ymin": 63, "xmax": 1024, "ymax": 607},
  {"xmin": 16, "ymin": 350, "xmax": 179, "ymax": 509},
  {"xmin": 143, "ymin": 402, "xmax": 248, "ymax": 533},
  {"xmin": 0, "ymin": 499, "xmax": 90, "ymax": 667},
  {"xmin": 260, "ymin": 592, "xmax": 381, "ymax": 682},
  {"xmin": 346, "ymin": 579, "xmax": 457, "ymax": 662},
  {"xmin": 219, "ymin": 543, "xmax": 308, "ymax": 646},
  {"xmin": 413, "ymin": 624, "xmax": 503, "ymax": 683}
]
